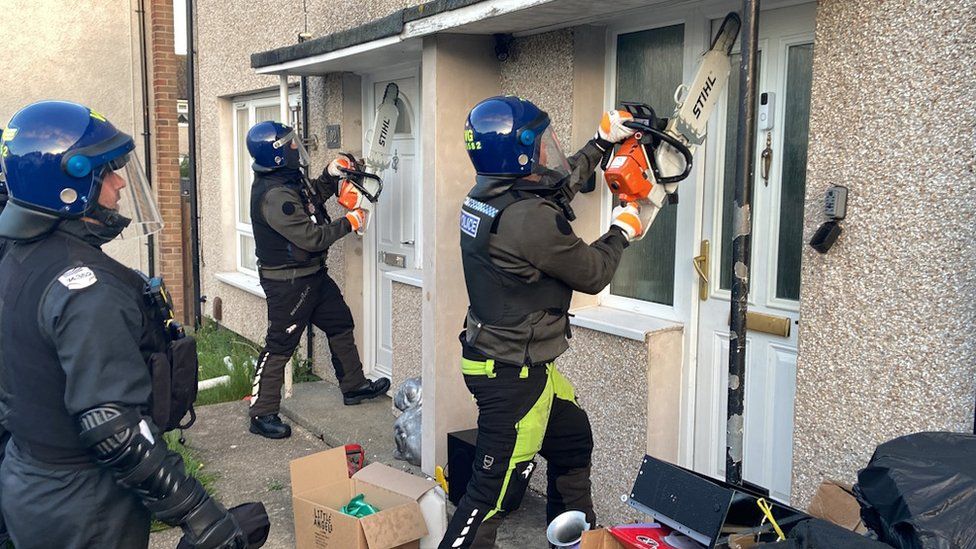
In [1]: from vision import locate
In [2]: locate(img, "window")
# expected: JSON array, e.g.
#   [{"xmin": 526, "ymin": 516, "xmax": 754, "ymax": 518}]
[
  {"xmin": 609, "ymin": 24, "xmax": 685, "ymax": 306},
  {"xmin": 231, "ymin": 93, "xmax": 298, "ymax": 276},
  {"xmin": 177, "ymin": 99, "xmax": 189, "ymax": 126}
]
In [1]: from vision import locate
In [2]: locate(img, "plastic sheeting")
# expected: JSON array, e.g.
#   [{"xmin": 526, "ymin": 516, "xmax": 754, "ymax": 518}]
[
  {"xmin": 854, "ymin": 431, "xmax": 976, "ymax": 549},
  {"xmin": 393, "ymin": 377, "xmax": 423, "ymax": 466}
]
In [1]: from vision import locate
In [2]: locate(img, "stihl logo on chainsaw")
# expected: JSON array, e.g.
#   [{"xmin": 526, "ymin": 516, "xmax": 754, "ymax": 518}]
[
  {"xmin": 377, "ymin": 118, "xmax": 391, "ymax": 148},
  {"xmin": 692, "ymin": 75, "xmax": 718, "ymax": 119}
]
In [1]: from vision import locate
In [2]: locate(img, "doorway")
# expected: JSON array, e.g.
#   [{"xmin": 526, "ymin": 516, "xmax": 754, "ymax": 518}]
[
  {"xmin": 362, "ymin": 69, "xmax": 421, "ymax": 379},
  {"xmin": 692, "ymin": 3, "xmax": 815, "ymax": 502}
]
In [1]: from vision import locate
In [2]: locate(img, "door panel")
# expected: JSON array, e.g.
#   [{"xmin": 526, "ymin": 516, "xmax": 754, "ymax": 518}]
[
  {"xmin": 693, "ymin": 3, "xmax": 815, "ymax": 502},
  {"xmin": 371, "ymin": 76, "xmax": 419, "ymax": 379}
]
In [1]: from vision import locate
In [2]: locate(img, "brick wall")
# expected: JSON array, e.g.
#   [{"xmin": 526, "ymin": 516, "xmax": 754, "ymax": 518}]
[{"xmin": 149, "ymin": 0, "xmax": 187, "ymax": 322}]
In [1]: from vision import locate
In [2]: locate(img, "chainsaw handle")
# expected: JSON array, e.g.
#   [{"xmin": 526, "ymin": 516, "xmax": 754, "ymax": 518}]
[
  {"xmin": 335, "ymin": 152, "xmax": 383, "ymax": 203},
  {"xmin": 623, "ymin": 121, "xmax": 694, "ymax": 185},
  {"xmin": 646, "ymin": 127, "xmax": 694, "ymax": 184}
]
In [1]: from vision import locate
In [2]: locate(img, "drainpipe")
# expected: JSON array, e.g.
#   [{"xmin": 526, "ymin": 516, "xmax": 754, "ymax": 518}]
[
  {"xmin": 299, "ymin": 74, "xmax": 315, "ymax": 368},
  {"xmin": 186, "ymin": 0, "xmax": 203, "ymax": 328},
  {"xmin": 136, "ymin": 0, "xmax": 156, "ymax": 277},
  {"xmin": 726, "ymin": 0, "xmax": 761, "ymax": 487}
]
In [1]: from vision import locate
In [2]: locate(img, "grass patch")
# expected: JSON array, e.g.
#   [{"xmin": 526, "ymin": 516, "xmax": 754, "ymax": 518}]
[
  {"xmin": 194, "ymin": 319, "xmax": 260, "ymax": 405},
  {"xmin": 193, "ymin": 318, "xmax": 321, "ymax": 406}
]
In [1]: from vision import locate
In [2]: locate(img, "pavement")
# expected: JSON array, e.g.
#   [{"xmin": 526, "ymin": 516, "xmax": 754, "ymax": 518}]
[{"xmin": 149, "ymin": 382, "xmax": 550, "ymax": 548}]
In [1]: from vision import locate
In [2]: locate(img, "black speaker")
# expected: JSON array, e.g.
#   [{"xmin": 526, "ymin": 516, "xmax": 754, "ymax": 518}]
[{"xmin": 447, "ymin": 429, "xmax": 478, "ymax": 506}]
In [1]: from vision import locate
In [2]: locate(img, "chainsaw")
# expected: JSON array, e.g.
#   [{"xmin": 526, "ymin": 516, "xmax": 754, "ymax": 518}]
[{"xmin": 602, "ymin": 12, "xmax": 741, "ymax": 239}]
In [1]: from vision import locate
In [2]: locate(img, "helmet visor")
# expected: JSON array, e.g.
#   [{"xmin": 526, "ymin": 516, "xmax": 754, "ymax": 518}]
[
  {"xmin": 100, "ymin": 153, "xmax": 163, "ymax": 239},
  {"xmin": 531, "ymin": 126, "xmax": 571, "ymax": 183},
  {"xmin": 274, "ymin": 130, "xmax": 311, "ymax": 168}
]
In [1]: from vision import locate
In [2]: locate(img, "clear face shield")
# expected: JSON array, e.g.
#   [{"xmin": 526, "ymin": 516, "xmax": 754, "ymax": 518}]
[
  {"xmin": 274, "ymin": 130, "xmax": 311, "ymax": 169},
  {"xmin": 530, "ymin": 126, "xmax": 571, "ymax": 185},
  {"xmin": 95, "ymin": 152, "xmax": 164, "ymax": 239}
]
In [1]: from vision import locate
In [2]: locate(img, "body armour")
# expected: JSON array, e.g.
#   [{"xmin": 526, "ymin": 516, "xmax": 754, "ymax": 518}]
[
  {"xmin": 250, "ymin": 170, "xmax": 328, "ymax": 270},
  {"xmin": 0, "ymin": 231, "xmax": 168, "ymax": 464},
  {"xmin": 460, "ymin": 190, "xmax": 573, "ymax": 365}
]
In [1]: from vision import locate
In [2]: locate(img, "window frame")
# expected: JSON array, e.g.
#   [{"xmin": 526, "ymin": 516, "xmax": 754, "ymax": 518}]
[
  {"xmin": 599, "ymin": 14, "xmax": 703, "ymax": 323},
  {"xmin": 230, "ymin": 91, "xmax": 299, "ymax": 277}
]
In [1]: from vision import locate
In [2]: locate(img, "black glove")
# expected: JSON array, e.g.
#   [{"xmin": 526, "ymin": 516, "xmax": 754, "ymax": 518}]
[
  {"xmin": 178, "ymin": 502, "xmax": 270, "ymax": 549},
  {"xmin": 178, "ymin": 496, "xmax": 246, "ymax": 549}
]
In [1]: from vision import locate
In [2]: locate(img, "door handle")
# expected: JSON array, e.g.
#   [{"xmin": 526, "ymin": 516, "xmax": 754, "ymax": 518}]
[{"xmin": 693, "ymin": 240, "xmax": 709, "ymax": 301}]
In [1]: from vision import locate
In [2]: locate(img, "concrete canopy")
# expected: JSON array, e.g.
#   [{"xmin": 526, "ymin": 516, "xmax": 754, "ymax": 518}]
[{"xmin": 250, "ymin": 0, "xmax": 660, "ymax": 76}]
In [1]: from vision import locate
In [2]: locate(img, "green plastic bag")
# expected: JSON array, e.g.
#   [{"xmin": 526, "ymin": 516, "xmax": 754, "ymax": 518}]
[{"xmin": 341, "ymin": 494, "xmax": 379, "ymax": 518}]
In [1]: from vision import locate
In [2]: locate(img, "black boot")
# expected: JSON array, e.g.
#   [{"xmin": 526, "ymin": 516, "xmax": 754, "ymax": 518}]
[
  {"xmin": 249, "ymin": 414, "xmax": 292, "ymax": 439},
  {"xmin": 342, "ymin": 377, "xmax": 392, "ymax": 405}
]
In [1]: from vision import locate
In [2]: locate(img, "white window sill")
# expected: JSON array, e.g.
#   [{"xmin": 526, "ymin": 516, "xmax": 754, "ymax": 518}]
[
  {"xmin": 385, "ymin": 269, "xmax": 424, "ymax": 288},
  {"xmin": 215, "ymin": 271, "xmax": 266, "ymax": 298},
  {"xmin": 569, "ymin": 305, "xmax": 682, "ymax": 341}
]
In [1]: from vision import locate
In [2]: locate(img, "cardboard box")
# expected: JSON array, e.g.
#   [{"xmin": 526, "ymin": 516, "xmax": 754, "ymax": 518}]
[
  {"xmin": 291, "ymin": 448, "xmax": 436, "ymax": 548},
  {"xmin": 580, "ymin": 529, "xmax": 628, "ymax": 549},
  {"xmin": 806, "ymin": 480, "xmax": 867, "ymax": 534}
]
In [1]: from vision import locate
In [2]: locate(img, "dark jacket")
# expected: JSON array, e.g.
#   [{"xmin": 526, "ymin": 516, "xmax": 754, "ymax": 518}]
[
  {"xmin": 250, "ymin": 168, "xmax": 351, "ymax": 279},
  {"xmin": 0, "ymin": 221, "xmax": 166, "ymax": 464},
  {"xmin": 460, "ymin": 140, "xmax": 629, "ymax": 365}
]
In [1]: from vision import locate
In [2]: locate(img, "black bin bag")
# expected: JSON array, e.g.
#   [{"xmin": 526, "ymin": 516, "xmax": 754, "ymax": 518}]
[{"xmin": 854, "ymin": 432, "xmax": 976, "ymax": 549}]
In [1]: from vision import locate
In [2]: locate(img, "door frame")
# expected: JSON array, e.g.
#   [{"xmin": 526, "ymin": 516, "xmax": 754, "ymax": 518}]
[
  {"xmin": 361, "ymin": 63, "xmax": 423, "ymax": 378},
  {"xmin": 691, "ymin": 6, "xmax": 815, "ymax": 496},
  {"xmin": 601, "ymin": 0, "xmax": 817, "ymax": 469}
]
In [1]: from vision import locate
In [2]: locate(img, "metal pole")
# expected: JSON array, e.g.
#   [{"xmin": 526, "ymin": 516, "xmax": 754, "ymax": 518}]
[
  {"xmin": 136, "ymin": 0, "xmax": 156, "ymax": 277},
  {"xmin": 186, "ymin": 0, "xmax": 203, "ymax": 328},
  {"xmin": 726, "ymin": 0, "xmax": 761, "ymax": 486},
  {"xmin": 279, "ymin": 76, "xmax": 290, "ymax": 123}
]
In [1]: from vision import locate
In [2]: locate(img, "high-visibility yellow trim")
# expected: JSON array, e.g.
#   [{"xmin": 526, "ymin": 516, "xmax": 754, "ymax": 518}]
[{"xmin": 461, "ymin": 357, "xmax": 496, "ymax": 378}]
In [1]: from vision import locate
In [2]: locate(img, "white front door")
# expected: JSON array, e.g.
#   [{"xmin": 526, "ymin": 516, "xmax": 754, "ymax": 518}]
[
  {"xmin": 693, "ymin": 3, "xmax": 815, "ymax": 502},
  {"xmin": 366, "ymin": 73, "xmax": 420, "ymax": 379}
]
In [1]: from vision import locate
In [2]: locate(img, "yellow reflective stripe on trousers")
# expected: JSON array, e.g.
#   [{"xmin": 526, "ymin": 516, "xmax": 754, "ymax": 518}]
[
  {"xmin": 461, "ymin": 358, "xmax": 496, "ymax": 378},
  {"xmin": 483, "ymin": 363, "xmax": 556, "ymax": 522}
]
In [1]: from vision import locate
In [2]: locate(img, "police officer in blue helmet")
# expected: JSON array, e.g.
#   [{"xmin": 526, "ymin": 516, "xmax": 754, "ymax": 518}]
[
  {"xmin": 441, "ymin": 97, "xmax": 642, "ymax": 549},
  {"xmin": 0, "ymin": 101, "xmax": 256, "ymax": 548},
  {"xmin": 244, "ymin": 120, "xmax": 390, "ymax": 440}
]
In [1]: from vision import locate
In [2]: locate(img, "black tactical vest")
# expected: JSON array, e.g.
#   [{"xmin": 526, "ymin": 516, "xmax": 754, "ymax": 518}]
[
  {"xmin": 0, "ymin": 231, "xmax": 169, "ymax": 464},
  {"xmin": 250, "ymin": 170, "xmax": 327, "ymax": 269},
  {"xmin": 459, "ymin": 190, "xmax": 573, "ymax": 364}
]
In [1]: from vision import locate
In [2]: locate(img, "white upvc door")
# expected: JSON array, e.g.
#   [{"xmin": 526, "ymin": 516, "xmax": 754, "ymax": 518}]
[
  {"xmin": 692, "ymin": 3, "xmax": 816, "ymax": 503},
  {"xmin": 363, "ymin": 70, "xmax": 421, "ymax": 379}
]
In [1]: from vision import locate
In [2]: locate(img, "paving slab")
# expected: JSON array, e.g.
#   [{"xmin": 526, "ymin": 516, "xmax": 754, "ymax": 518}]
[{"xmin": 149, "ymin": 399, "xmax": 327, "ymax": 548}]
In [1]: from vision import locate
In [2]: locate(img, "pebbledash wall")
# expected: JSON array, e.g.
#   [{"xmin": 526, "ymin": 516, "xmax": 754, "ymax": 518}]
[
  {"xmin": 196, "ymin": 0, "xmax": 976, "ymax": 521},
  {"xmin": 792, "ymin": 0, "xmax": 976, "ymax": 506}
]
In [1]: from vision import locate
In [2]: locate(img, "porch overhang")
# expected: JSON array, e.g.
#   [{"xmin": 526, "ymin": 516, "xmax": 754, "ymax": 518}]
[{"xmin": 251, "ymin": 0, "xmax": 658, "ymax": 76}]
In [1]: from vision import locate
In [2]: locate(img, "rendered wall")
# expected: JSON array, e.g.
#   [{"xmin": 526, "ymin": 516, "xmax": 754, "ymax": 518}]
[{"xmin": 792, "ymin": 0, "xmax": 976, "ymax": 506}]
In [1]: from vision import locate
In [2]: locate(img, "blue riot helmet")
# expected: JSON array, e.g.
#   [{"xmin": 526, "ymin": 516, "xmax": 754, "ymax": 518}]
[
  {"xmin": 464, "ymin": 96, "xmax": 570, "ymax": 181},
  {"xmin": 246, "ymin": 121, "xmax": 310, "ymax": 172},
  {"xmin": 0, "ymin": 101, "xmax": 162, "ymax": 240}
]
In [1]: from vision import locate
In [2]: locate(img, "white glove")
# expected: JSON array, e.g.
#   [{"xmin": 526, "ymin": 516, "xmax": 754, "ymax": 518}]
[
  {"xmin": 611, "ymin": 201, "xmax": 643, "ymax": 242},
  {"xmin": 596, "ymin": 110, "xmax": 636, "ymax": 144},
  {"xmin": 327, "ymin": 156, "xmax": 353, "ymax": 177},
  {"xmin": 345, "ymin": 208, "xmax": 368, "ymax": 234}
]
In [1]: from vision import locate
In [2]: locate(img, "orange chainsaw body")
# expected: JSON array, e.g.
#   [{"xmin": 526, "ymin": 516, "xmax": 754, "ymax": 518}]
[{"xmin": 603, "ymin": 136, "xmax": 654, "ymax": 203}]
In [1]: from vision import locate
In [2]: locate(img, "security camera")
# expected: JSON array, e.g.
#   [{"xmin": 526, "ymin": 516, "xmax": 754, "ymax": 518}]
[{"xmin": 494, "ymin": 34, "xmax": 514, "ymax": 62}]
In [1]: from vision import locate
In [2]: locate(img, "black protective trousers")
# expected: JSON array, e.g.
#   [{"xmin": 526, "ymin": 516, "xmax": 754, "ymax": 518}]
[
  {"xmin": 250, "ymin": 270, "xmax": 367, "ymax": 416},
  {"xmin": 439, "ymin": 352, "xmax": 595, "ymax": 549}
]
